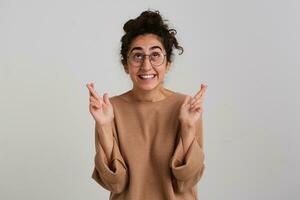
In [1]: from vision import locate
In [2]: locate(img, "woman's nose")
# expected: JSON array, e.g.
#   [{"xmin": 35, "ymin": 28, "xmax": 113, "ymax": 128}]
[{"xmin": 140, "ymin": 56, "xmax": 152, "ymax": 70}]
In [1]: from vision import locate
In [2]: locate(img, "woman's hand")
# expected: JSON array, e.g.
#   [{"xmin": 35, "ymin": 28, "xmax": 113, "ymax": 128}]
[
  {"xmin": 86, "ymin": 82, "xmax": 114, "ymax": 125},
  {"xmin": 179, "ymin": 84, "xmax": 208, "ymax": 128}
]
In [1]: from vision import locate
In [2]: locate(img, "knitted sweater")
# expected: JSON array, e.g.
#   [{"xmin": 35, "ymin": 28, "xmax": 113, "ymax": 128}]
[{"xmin": 91, "ymin": 90, "xmax": 205, "ymax": 200}]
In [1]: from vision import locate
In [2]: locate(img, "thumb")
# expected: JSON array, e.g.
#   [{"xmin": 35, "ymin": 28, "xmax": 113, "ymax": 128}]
[
  {"xmin": 103, "ymin": 93, "xmax": 111, "ymax": 105},
  {"xmin": 182, "ymin": 95, "xmax": 191, "ymax": 106}
]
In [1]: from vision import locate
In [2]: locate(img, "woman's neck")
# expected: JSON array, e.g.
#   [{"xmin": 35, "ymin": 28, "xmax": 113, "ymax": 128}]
[{"xmin": 130, "ymin": 85, "xmax": 171, "ymax": 102}]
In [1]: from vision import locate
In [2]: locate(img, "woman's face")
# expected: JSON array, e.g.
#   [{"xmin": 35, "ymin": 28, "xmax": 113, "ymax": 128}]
[{"xmin": 124, "ymin": 33, "xmax": 170, "ymax": 92}]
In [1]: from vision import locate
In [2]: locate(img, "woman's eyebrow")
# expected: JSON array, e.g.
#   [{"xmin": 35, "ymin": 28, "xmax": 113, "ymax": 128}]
[
  {"xmin": 129, "ymin": 47, "xmax": 143, "ymax": 54},
  {"xmin": 129, "ymin": 46, "xmax": 163, "ymax": 54},
  {"xmin": 149, "ymin": 46, "xmax": 162, "ymax": 51}
]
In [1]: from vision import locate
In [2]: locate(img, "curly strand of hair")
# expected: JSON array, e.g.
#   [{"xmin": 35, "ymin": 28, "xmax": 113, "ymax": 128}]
[{"xmin": 168, "ymin": 28, "xmax": 184, "ymax": 55}]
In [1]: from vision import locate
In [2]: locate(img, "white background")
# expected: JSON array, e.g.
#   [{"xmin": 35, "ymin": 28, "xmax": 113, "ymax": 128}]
[{"xmin": 1, "ymin": 0, "xmax": 299, "ymax": 199}]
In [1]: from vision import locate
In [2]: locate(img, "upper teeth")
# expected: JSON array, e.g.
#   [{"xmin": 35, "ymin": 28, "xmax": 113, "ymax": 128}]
[{"xmin": 140, "ymin": 74, "xmax": 155, "ymax": 79}]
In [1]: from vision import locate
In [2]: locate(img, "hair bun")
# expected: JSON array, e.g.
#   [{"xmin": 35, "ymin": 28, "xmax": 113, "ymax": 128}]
[
  {"xmin": 123, "ymin": 19, "xmax": 135, "ymax": 33},
  {"xmin": 140, "ymin": 10, "xmax": 163, "ymax": 26},
  {"xmin": 123, "ymin": 10, "xmax": 165, "ymax": 33}
]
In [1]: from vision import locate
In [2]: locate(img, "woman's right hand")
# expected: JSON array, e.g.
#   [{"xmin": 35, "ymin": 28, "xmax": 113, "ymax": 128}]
[{"xmin": 86, "ymin": 82, "xmax": 114, "ymax": 125}]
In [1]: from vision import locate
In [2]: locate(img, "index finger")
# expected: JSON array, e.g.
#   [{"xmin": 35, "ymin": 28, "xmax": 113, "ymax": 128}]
[
  {"xmin": 86, "ymin": 83, "xmax": 99, "ymax": 99},
  {"xmin": 193, "ymin": 85, "xmax": 207, "ymax": 99}
]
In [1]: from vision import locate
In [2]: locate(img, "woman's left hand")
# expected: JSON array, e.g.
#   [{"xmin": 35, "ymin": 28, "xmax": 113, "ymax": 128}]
[{"xmin": 179, "ymin": 83, "xmax": 208, "ymax": 127}]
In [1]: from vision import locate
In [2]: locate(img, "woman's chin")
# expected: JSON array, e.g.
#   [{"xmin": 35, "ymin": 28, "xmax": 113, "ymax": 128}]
[{"xmin": 135, "ymin": 83, "xmax": 160, "ymax": 91}]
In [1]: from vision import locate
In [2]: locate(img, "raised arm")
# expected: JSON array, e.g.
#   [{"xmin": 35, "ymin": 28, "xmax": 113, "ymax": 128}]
[
  {"xmin": 87, "ymin": 82, "xmax": 128, "ymax": 193},
  {"xmin": 170, "ymin": 84, "xmax": 207, "ymax": 193}
]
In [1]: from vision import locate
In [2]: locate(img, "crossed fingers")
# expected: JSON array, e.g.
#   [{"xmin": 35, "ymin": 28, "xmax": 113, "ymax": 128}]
[
  {"xmin": 86, "ymin": 83, "xmax": 111, "ymax": 109},
  {"xmin": 190, "ymin": 84, "xmax": 208, "ymax": 111}
]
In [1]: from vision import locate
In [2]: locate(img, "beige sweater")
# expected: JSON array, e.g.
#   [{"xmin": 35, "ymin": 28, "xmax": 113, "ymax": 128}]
[{"xmin": 91, "ymin": 90, "xmax": 205, "ymax": 200}]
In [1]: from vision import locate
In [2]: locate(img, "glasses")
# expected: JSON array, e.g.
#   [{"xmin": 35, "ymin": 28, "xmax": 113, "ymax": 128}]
[{"xmin": 127, "ymin": 51, "xmax": 166, "ymax": 68}]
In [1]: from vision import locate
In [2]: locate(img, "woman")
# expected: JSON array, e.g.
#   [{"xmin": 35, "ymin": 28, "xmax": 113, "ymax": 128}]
[{"xmin": 86, "ymin": 10, "xmax": 208, "ymax": 200}]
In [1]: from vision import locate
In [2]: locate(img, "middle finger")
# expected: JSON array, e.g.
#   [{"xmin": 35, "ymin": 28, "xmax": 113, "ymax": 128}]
[{"xmin": 191, "ymin": 87, "xmax": 206, "ymax": 104}]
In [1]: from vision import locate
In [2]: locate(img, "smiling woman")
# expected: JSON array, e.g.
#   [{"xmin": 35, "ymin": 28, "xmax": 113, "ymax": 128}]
[
  {"xmin": 87, "ymin": 9, "xmax": 208, "ymax": 200},
  {"xmin": 120, "ymin": 10, "xmax": 184, "ymax": 100},
  {"xmin": 125, "ymin": 34, "xmax": 171, "ymax": 94}
]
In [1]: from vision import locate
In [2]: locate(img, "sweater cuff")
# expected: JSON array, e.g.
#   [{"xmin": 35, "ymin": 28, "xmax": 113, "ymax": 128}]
[
  {"xmin": 94, "ymin": 137, "xmax": 127, "ymax": 183},
  {"xmin": 170, "ymin": 137, "xmax": 205, "ymax": 181}
]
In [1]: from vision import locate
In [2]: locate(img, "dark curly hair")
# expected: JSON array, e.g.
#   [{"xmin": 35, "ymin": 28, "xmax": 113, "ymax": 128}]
[{"xmin": 120, "ymin": 10, "xmax": 184, "ymax": 67}]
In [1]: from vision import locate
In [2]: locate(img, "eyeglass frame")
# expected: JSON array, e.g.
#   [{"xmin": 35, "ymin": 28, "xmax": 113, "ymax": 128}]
[{"xmin": 126, "ymin": 52, "xmax": 167, "ymax": 68}]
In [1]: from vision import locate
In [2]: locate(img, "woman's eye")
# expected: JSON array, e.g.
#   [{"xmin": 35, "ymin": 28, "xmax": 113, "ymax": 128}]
[
  {"xmin": 151, "ymin": 52, "xmax": 161, "ymax": 57},
  {"xmin": 133, "ymin": 53, "xmax": 144, "ymax": 60}
]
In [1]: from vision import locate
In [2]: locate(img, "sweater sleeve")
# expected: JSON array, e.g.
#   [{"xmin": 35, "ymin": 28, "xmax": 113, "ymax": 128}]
[
  {"xmin": 91, "ymin": 121, "xmax": 129, "ymax": 194},
  {"xmin": 169, "ymin": 116, "xmax": 205, "ymax": 193}
]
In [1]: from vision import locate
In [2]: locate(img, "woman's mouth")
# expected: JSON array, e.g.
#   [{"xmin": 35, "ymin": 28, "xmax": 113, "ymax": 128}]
[{"xmin": 138, "ymin": 74, "xmax": 157, "ymax": 80}]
